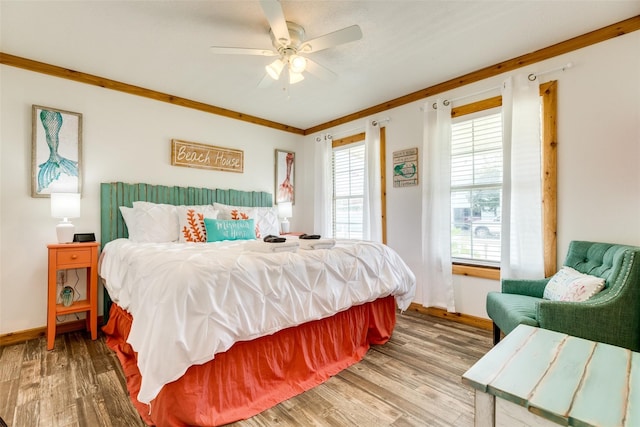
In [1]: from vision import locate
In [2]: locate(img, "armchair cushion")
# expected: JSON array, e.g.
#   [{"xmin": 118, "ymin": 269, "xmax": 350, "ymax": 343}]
[
  {"xmin": 486, "ymin": 293, "xmax": 539, "ymax": 335},
  {"xmin": 486, "ymin": 240, "xmax": 640, "ymax": 351}
]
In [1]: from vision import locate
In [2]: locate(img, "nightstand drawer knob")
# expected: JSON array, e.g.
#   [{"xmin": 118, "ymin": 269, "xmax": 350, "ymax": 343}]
[{"xmin": 71, "ymin": 254, "xmax": 78, "ymax": 259}]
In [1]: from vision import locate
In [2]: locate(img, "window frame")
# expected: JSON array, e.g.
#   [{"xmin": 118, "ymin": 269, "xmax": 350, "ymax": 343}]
[
  {"xmin": 452, "ymin": 82, "xmax": 557, "ymax": 279},
  {"xmin": 332, "ymin": 142, "xmax": 366, "ymax": 239},
  {"xmin": 331, "ymin": 127, "xmax": 387, "ymax": 244},
  {"xmin": 450, "ymin": 104, "xmax": 503, "ymax": 267}
]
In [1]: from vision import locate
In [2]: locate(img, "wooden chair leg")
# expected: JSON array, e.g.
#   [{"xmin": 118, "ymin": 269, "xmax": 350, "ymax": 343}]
[{"xmin": 493, "ymin": 323, "xmax": 501, "ymax": 345}]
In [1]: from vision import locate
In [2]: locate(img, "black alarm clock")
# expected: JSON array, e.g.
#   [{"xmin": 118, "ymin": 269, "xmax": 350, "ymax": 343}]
[{"xmin": 73, "ymin": 233, "xmax": 96, "ymax": 242}]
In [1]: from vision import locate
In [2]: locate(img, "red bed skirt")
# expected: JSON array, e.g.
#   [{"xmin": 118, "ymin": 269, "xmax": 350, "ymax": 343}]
[{"xmin": 103, "ymin": 296, "xmax": 397, "ymax": 426}]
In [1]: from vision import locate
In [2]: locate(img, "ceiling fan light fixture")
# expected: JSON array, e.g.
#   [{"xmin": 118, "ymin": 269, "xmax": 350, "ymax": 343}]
[
  {"xmin": 289, "ymin": 70, "xmax": 305, "ymax": 85},
  {"xmin": 212, "ymin": 1, "xmax": 360, "ymax": 87},
  {"xmin": 266, "ymin": 58, "xmax": 285, "ymax": 80},
  {"xmin": 289, "ymin": 55, "xmax": 307, "ymax": 74}
]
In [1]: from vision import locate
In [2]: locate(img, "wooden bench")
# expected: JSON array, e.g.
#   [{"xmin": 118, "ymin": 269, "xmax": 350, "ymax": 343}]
[{"xmin": 462, "ymin": 324, "xmax": 640, "ymax": 426}]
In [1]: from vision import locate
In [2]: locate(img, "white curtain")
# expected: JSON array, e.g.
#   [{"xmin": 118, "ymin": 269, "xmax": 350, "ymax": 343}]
[
  {"xmin": 501, "ymin": 75, "xmax": 544, "ymax": 279},
  {"xmin": 421, "ymin": 99, "xmax": 455, "ymax": 312},
  {"xmin": 363, "ymin": 120, "xmax": 383, "ymax": 242},
  {"xmin": 313, "ymin": 134, "xmax": 333, "ymax": 237}
]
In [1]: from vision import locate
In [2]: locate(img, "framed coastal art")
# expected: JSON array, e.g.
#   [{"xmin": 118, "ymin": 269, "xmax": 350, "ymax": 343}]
[
  {"xmin": 275, "ymin": 149, "xmax": 295, "ymax": 204},
  {"xmin": 31, "ymin": 105, "xmax": 82, "ymax": 197},
  {"xmin": 392, "ymin": 147, "xmax": 419, "ymax": 188}
]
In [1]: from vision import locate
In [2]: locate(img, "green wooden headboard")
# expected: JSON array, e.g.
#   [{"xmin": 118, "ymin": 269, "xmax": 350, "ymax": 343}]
[{"xmin": 100, "ymin": 182, "xmax": 273, "ymax": 323}]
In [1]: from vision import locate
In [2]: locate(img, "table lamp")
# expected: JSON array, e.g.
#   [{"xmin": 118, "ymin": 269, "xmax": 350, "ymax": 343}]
[
  {"xmin": 51, "ymin": 193, "xmax": 81, "ymax": 243},
  {"xmin": 278, "ymin": 202, "xmax": 292, "ymax": 234}
]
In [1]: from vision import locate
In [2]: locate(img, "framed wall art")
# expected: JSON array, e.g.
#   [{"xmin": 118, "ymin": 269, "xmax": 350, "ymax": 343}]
[
  {"xmin": 171, "ymin": 139, "xmax": 244, "ymax": 173},
  {"xmin": 31, "ymin": 105, "xmax": 82, "ymax": 197},
  {"xmin": 275, "ymin": 149, "xmax": 295, "ymax": 204},
  {"xmin": 393, "ymin": 147, "xmax": 419, "ymax": 187}
]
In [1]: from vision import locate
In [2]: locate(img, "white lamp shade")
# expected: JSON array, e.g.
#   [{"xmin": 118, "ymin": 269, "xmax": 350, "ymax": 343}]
[
  {"xmin": 51, "ymin": 193, "xmax": 81, "ymax": 219},
  {"xmin": 51, "ymin": 193, "xmax": 80, "ymax": 243},
  {"xmin": 266, "ymin": 59, "xmax": 285, "ymax": 80},
  {"xmin": 289, "ymin": 55, "xmax": 307, "ymax": 73},
  {"xmin": 289, "ymin": 70, "xmax": 305, "ymax": 85},
  {"xmin": 278, "ymin": 202, "xmax": 292, "ymax": 219},
  {"xmin": 278, "ymin": 202, "xmax": 292, "ymax": 234}
]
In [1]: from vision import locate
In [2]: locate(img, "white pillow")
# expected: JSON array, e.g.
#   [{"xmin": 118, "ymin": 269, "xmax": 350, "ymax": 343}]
[
  {"xmin": 176, "ymin": 205, "xmax": 219, "ymax": 243},
  {"xmin": 543, "ymin": 266, "xmax": 605, "ymax": 302},
  {"xmin": 213, "ymin": 202, "xmax": 280, "ymax": 238},
  {"xmin": 131, "ymin": 201, "xmax": 179, "ymax": 243},
  {"xmin": 119, "ymin": 206, "xmax": 137, "ymax": 239}
]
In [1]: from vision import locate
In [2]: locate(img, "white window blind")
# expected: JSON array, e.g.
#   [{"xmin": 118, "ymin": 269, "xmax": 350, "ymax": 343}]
[
  {"xmin": 451, "ymin": 109, "xmax": 503, "ymax": 265},
  {"xmin": 332, "ymin": 143, "xmax": 365, "ymax": 239}
]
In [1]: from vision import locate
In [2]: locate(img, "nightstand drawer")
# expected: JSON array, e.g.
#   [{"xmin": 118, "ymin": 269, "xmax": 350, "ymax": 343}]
[{"xmin": 57, "ymin": 248, "xmax": 91, "ymax": 266}]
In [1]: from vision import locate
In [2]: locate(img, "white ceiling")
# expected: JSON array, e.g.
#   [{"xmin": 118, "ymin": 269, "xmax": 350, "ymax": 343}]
[{"xmin": 2, "ymin": 1, "xmax": 639, "ymax": 130}]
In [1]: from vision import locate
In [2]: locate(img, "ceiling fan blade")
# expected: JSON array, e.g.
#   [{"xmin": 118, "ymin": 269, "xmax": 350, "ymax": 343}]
[
  {"xmin": 300, "ymin": 25, "xmax": 362, "ymax": 54},
  {"xmin": 305, "ymin": 58, "xmax": 337, "ymax": 81},
  {"xmin": 210, "ymin": 46, "xmax": 277, "ymax": 56},
  {"xmin": 260, "ymin": 0, "xmax": 290, "ymax": 46},
  {"xmin": 257, "ymin": 73, "xmax": 275, "ymax": 88}
]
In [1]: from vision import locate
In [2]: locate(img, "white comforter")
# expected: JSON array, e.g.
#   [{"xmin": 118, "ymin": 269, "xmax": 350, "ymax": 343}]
[{"xmin": 99, "ymin": 238, "xmax": 416, "ymax": 404}]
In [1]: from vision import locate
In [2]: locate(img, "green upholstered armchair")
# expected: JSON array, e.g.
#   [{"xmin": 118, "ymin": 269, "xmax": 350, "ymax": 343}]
[{"xmin": 486, "ymin": 241, "xmax": 640, "ymax": 351}]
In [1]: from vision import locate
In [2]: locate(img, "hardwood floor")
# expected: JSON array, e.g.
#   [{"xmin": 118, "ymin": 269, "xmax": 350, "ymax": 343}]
[{"xmin": 0, "ymin": 310, "xmax": 492, "ymax": 427}]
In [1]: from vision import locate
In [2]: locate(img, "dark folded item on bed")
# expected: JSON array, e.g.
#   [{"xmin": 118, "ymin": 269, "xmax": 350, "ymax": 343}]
[{"xmin": 299, "ymin": 234, "xmax": 321, "ymax": 239}]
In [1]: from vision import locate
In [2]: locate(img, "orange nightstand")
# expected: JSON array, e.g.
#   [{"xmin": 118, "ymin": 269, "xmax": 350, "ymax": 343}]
[{"xmin": 47, "ymin": 241, "xmax": 100, "ymax": 350}]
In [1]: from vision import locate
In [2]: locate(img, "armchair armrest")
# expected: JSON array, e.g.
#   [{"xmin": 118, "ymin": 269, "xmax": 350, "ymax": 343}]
[
  {"xmin": 501, "ymin": 278, "xmax": 550, "ymax": 298},
  {"xmin": 536, "ymin": 299, "xmax": 639, "ymax": 351}
]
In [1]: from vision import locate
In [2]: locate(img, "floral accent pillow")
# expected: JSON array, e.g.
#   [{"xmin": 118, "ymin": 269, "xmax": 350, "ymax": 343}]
[
  {"xmin": 543, "ymin": 266, "xmax": 605, "ymax": 302},
  {"xmin": 177, "ymin": 205, "xmax": 219, "ymax": 243}
]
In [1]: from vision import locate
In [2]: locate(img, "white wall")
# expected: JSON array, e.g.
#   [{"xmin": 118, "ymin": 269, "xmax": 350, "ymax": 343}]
[
  {"xmin": 2, "ymin": 29, "xmax": 639, "ymax": 335},
  {"xmin": 0, "ymin": 67, "xmax": 302, "ymax": 334},
  {"xmin": 305, "ymin": 30, "xmax": 640, "ymax": 319}
]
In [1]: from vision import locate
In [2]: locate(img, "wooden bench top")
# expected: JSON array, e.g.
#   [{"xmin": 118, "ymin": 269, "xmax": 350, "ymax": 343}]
[{"xmin": 462, "ymin": 324, "xmax": 639, "ymax": 426}]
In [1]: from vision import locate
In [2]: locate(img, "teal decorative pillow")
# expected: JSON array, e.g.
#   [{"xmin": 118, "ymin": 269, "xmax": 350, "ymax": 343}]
[
  {"xmin": 204, "ymin": 218, "xmax": 256, "ymax": 242},
  {"xmin": 212, "ymin": 203, "xmax": 280, "ymax": 238},
  {"xmin": 543, "ymin": 266, "xmax": 605, "ymax": 302}
]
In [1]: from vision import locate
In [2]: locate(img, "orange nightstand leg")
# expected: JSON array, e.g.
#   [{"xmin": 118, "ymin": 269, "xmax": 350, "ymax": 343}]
[
  {"xmin": 47, "ymin": 250, "xmax": 58, "ymax": 350},
  {"xmin": 88, "ymin": 260, "xmax": 98, "ymax": 339}
]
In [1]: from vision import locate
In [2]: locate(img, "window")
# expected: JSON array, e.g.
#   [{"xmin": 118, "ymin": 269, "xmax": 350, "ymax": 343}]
[
  {"xmin": 451, "ymin": 82, "xmax": 558, "ymax": 279},
  {"xmin": 330, "ymin": 128, "xmax": 387, "ymax": 242},
  {"xmin": 332, "ymin": 143, "xmax": 365, "ymax": 239},
  {"xmin": 451, "ymin": 109, "xmax": 503, "ymax": 266}
]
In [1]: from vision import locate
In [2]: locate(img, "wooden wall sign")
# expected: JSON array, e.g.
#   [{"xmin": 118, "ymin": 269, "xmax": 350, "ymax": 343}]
[
  {"xmin": 171, "ymin": 139, "xmax": 244, "ymax": 173},
  {"xmin": 393, "ymin": 147, "xmax": 418, "ymax": 187}
]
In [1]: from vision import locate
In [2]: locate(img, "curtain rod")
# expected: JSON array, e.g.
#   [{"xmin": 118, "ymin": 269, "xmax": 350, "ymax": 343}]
[
  {"xmin": 372, "ymin": 117, "xmax": 390, "ymax": 126},
  {"xmin": 314, "ymin": 134, "xmax": 333, "ymax": 142},
  {"xmin": 314, "ymin": 117, "xmax": 390, "ymax": 141},
  {"xmin": 429, "ymin": 85, "xmax": 501, "ymax": 110},
  {"xmin": 528, "ymin": 62, "xmax": 573, "ymax": 81},
  {"xmin": 429, "ymin": 62, "xmax": 573, "ymax": 109}
]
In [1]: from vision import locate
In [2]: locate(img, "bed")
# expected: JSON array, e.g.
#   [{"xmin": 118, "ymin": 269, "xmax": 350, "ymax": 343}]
[{"xmin": 99, "ymin": 182, "xmax": 416, "ymax": 426}]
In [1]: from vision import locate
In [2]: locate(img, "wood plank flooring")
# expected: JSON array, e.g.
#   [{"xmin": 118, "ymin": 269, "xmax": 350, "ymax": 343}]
[{"xmin": 0, "ymin": 310, "xmax": 492, "ymax": 427}]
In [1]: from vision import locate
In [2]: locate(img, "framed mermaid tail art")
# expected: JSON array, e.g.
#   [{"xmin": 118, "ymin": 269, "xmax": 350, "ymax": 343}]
[
  {"xmin": 31, "ymin": 105, "xmax": 82, "ymax": 197},
  {"xmin": 275, "ymin": 149, "xmax": 294, "ymax": 204}
]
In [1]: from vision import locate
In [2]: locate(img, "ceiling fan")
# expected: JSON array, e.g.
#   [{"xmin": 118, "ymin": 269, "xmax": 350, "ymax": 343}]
[{"xmin": 209, "ymin": 0, "xmax": 363, "ymax": 86}]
